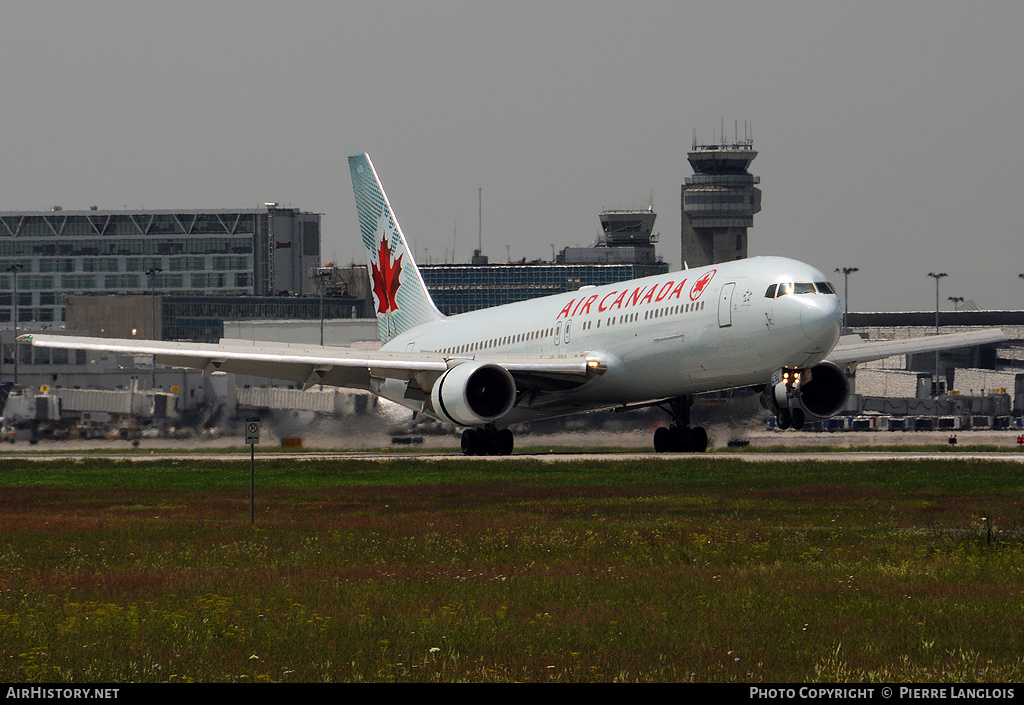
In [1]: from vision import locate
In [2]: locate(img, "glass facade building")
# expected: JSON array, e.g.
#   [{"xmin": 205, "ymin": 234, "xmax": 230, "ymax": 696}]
[
  {"xmin": 0, "ymin": 205, "xmax": 321, "ymax": 326},
  {"xmin": 419, "ymin": 262, "xmax": 669, "ymax": 315}
]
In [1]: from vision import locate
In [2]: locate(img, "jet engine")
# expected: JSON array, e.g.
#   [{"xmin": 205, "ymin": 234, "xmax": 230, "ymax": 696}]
[
  {"xmin": 430, "ymin": 361, "xmax": 517, "ymax": 427},
  {"xmin": 762, "ymin": 361, "xmax": 850, "ymax": 430}
]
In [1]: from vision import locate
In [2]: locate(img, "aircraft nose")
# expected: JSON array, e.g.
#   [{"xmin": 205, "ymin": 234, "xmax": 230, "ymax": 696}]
[{"xmin": 800, "ymin": 295, "xmax": 842, "ymax": 349}]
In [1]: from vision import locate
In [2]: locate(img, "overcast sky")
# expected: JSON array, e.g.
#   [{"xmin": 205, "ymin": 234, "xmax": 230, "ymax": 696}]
[{"xmin": 2, "ymin": 1, "xmax": 1021, "ymax": 312}]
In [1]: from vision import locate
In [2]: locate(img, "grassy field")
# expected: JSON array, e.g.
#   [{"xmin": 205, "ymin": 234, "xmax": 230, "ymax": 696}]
[{"xmin": 1, "ymin": 454, "xmax": 1023, "ymax": 683}]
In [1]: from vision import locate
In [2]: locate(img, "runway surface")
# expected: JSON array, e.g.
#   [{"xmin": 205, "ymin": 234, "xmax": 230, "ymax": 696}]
[
  {"xmin": 3, "ymin": 429, "xmax": 1024, "ymax": 463},
  {"xmin": 5, "ymin": 448, "xmax": 1024, "ymax": 464}
]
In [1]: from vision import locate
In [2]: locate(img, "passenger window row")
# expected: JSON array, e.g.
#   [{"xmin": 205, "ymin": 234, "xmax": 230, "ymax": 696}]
[{"xmin": 440, "ymin": 327, "xmax": 554, "ymax": 355}]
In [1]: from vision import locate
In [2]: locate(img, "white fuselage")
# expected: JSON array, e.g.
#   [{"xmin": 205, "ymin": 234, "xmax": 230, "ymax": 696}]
[{"xmin": 377, "ymin": 256, "xmax": 842, "ymax": 425}]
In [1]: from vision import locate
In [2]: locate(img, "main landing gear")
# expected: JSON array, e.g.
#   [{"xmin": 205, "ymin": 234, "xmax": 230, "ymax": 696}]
[
  {"xmin": 653, "ymin": 396, "xmax": 709, "ymax": 453},
  {"xmin": 461, "ymin": 425, "xmax": 514, "ymax": 456}
]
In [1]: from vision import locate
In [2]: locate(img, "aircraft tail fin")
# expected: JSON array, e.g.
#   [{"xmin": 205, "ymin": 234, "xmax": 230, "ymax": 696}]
[{"xmin": 348, "ymin": 153, "xmax": 445, "ymax": 344}]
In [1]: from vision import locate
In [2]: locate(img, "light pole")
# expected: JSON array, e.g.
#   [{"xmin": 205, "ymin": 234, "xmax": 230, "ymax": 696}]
[
  {"xmin": 316, "ymin": 269, "xmax": 331, "ymax": 346},
  {"xmin": 146, "ymin": 267, "xmax": 162, "ymax": 388},
  {"xmin": 928, "ymin": 272, "xmax": 947, "ymax": 396},
  {"xmin": 834, "ymin": 267, "xmax": 858, "ymax": 333},
  {"xmin": 948, "ymin": 296, "xmax": 964, "ymax": 311},
  {"xmin": 7, "ymin": 264, "xmax": 23, "ymax": 385}
]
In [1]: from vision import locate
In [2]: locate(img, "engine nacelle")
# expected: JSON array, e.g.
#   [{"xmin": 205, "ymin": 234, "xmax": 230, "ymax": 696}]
[
  {"xmin": 430, "ymin": 361, "xmax": 517, "ymax": 427},
  {"xmin": 762, "ymin": 362, "xmax": 850, "ymax": 428}
]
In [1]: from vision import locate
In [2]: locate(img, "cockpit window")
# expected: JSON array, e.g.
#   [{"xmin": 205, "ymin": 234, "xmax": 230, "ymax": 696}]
[{"xmin": 770, "ymin": 281, "xmax": 836, "ymax": 298}]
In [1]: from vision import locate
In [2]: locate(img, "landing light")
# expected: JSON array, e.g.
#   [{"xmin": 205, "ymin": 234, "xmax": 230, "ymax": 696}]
[{"xmin": 782, "ymin": 369, "xmax": 805, "ymax": 385}]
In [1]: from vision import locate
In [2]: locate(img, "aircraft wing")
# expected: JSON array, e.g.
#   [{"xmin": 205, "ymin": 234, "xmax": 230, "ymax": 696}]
[
  {"xmin": 826, "ymin": 329, "xmax": 1008, "ymax": 368},
  {"xmin": 18, "ymin": 334, "xmax": 604, "ymax": 393}
]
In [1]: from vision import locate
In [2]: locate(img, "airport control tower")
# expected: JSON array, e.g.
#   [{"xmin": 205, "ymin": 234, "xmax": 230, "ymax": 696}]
[
  {"xmin": 680, "ymin": 134, "xmax": 761, "ymax": 267},
  {"xmin": 557, "ymin": 208, "xmax": 659, "ymax": 265}
]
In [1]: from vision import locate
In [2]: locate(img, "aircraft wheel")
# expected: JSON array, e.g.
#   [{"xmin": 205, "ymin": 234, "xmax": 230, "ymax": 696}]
[
  {"xmin": 497, "ymin": 428, "xmax": 514, "ymax": 455},
  {"xmin": 791, "ymin": 408, "xmax": 806, "ymax": 431},
  {"xmin": 672, "ymin": 426, "xmax": 693, "ymax": 452},
  {"xmin": 461, "ymin": 429, "xmax": 479, "ymax": 456},
  {"xmin": 654, "ymin": 426, "xmax": 671, "ymax": 453},
  {"xmin": 776, "ymin": 409, "xmax": 791, "ymax": 430},
  {"xmin": 690, "ymin": 426, "xmax": 709, "ymax": 452}
]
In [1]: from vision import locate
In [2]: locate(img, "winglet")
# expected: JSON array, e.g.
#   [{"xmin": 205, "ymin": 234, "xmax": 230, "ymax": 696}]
[{"xmin": 348, "ymin": 154, "xmax": 445, "ymax": 345}]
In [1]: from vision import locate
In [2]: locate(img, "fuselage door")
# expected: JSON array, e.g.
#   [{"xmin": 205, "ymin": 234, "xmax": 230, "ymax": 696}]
[{"xmin": 718, "ymin": 282, "xmax": 736, "ymax": 328}]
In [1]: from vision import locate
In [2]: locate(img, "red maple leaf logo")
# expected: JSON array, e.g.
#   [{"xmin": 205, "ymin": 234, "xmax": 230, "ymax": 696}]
[
  {"xmin": 371, "ymin": 236, "xmax": 402, "ymax": 314},
  {"xmin": 690, "ymin": 269, "xmax": 716, "ymax": 301}
]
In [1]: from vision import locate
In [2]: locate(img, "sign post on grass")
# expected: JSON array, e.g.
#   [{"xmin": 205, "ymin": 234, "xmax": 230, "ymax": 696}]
[{"xmin": 246, "ymin": 417, "xmax": 260, "ymax": 522}]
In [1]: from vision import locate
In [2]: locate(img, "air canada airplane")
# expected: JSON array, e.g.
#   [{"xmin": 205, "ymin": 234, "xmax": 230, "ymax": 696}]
[{"xmin": 21, "ymin": 154, "xmax": 1007, "ymax": 454}]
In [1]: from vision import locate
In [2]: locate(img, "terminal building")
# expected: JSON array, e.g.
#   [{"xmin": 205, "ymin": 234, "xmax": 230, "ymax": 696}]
[
  {"xmin": 0, "ymin": 203, "xmax": 322, "ymax": 326},
  {"xmin": 416, "ymin": 208, "xmax": 668, "ymax": 315},
  {"xmin": 63, "ymin": 292, "xmax": 367, "ymax": 344},
  {"xmin": 843, "ymin": 311, "xmax": 1024, "ymax": 428}
]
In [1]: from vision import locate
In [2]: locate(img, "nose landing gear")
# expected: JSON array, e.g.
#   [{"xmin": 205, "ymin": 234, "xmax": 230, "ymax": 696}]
[{"xmin": 773, "ymin": 407, "xmax": 805, "ymax": 431}]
